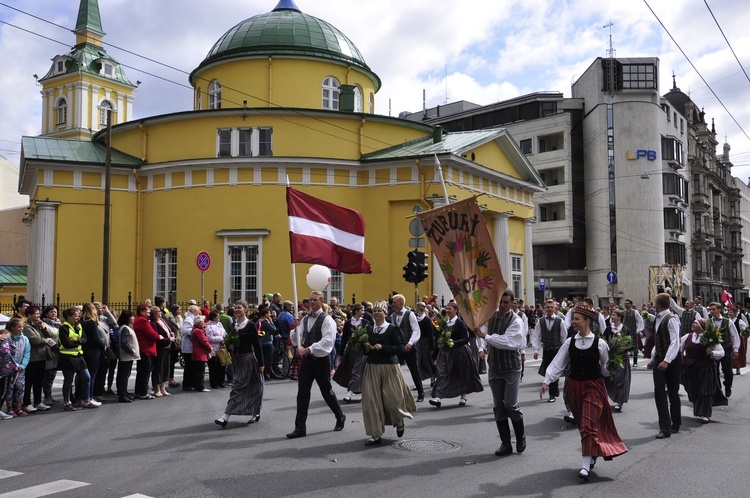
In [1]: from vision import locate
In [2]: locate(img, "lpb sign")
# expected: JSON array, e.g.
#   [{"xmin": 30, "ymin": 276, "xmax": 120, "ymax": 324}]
[{"xmin": 626, "ymin": 149, "xmax": 657, "ymax": 161}]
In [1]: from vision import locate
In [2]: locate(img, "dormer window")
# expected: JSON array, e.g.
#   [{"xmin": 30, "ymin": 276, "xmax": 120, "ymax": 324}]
[
  {"xmin": 56, "ymin": 60, "xmax": 65, "ymax": 74},
  {"xmin": 209, "ymin": 80, "xmax": 221, "ymax": 109},
  {"xmin": 102, "ymin": 62, "xmax": 115, "ymax": 78},
  {"xmin": 322, "ymin": 77, "xmax": 339, "ymax": 110}
]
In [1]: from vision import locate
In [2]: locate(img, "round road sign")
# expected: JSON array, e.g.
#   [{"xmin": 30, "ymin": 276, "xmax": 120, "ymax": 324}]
[{"xmin": 196, "ymin": 251, "xmax": 211, "ymax": 272}]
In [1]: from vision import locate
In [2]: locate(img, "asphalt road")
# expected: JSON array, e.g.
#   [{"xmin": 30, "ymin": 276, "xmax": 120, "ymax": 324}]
[{"xmin": 2, "ymin": 352, "xmax": 749, "ymax": 497}]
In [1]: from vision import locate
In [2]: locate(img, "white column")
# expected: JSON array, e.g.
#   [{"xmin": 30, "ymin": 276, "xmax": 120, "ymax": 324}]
[
  {"xmin": 493, "ymin": 213, "xmax": 512, "ymax": 287},
  {"xmin": 80, "ymin": 83, "xmax": 90, "ymax": 131},
  {"xmin": 126, "ymin": 95, "xmax": 134, "ymax": 122},
  {"xmin": 74, "ymin": 82, "xmax": 82, "ymax": 129},
  {"xmin": 427, "ymin": 196, "xmax": 451, "ymax": 305},
  {"xmin": 29, "ymin": 201, "xmax": 60, "ymax": 304},
  {"xmin": 524, "ymin": 219, "xmax": 535, "ymax": 305},
  {"xmin": 117, "ymin": 94, "xmax": 124, "ymax": 125}
]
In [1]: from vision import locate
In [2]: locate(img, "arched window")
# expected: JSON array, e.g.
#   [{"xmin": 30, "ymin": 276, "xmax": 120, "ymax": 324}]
[
  {"xmin": 369, "ymin": 93, "xmax": 374, "ymax": 114},
  {"xmin": 353, "ymin": 86, "xmax": 363, "ymax": 112},
  {"xmin": 56, "ymin": 97, "xmax": 68, "ymax": 125},
  {"xmin": 322, "ymin": 77, "xmax": 339, "ymax": 110},
  {"xmin": 99, "ymin": 100, "xmax": 114, "ymax": 126},
  {"xmin": 209, "ymin": 80, "xmax": 221, "ymax": 109},
  {"xmin": 196, "ymin": 88, "xmax": 203, "ymax": 110}
]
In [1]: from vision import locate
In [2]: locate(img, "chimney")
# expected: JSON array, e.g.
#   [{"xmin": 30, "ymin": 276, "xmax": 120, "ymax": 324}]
[{"xmin": 339, "ymin": 85, "xmax": 356, "ymax": 112}]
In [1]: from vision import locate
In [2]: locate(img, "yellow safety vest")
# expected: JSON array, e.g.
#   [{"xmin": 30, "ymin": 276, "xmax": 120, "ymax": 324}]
[{"xmin": 59, "ymin": 322, "xmax": 83, "ymax": 356}]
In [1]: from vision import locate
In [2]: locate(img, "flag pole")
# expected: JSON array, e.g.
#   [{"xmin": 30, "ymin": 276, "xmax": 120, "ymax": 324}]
[
  {"xmin": 287, "ymin": 176, "xmax": 301, "ymax": 347},
  {"xmin": 434, "ymin": 153, "xmax": 450, "ymax": 204}
]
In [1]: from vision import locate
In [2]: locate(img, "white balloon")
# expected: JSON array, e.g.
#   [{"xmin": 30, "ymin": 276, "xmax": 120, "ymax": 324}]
[{"xmin": 306, "ymin": 265, "xmax": 331, "ymax": 290}]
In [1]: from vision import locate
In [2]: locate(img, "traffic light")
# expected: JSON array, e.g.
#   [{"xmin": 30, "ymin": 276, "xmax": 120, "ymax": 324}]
[
  {"xmin": 414, "ymin": 250, "xmax": 428, "ymax": 283},
  {"xmin": 403, "ymin": 250, "xmax": 428, "ymax": 284},
  {"xmin": 403, "ymin": 251, "xmax": 418, "ymax": 283}
]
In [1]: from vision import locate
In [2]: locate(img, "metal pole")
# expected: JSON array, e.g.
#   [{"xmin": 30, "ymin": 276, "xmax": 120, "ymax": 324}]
[
  {"xmin": 102, "ymin": 110, "xmax": 112, "ymax": 304},
  {"xmin": 201, "ymin": 271, "xmax": 205, "ymax": 305}
]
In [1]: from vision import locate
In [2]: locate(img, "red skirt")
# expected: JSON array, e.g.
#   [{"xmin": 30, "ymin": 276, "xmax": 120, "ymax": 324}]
[
  {"xmin": 733, "ymin": 337, "xmax": 747, "ymax": 369},
  {"xmin": 565, "ymin": 377, "xmax": 628, "ymax": 459}
]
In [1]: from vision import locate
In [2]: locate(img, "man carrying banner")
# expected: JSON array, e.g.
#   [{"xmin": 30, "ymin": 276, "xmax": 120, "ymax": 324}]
[
  {"xmin": 475, "ymin": 290, "xmax": 527, "ymax": 456},
  {"xmin": 388, "ymin": 294, "xmax": 424, "ymax": 402}
]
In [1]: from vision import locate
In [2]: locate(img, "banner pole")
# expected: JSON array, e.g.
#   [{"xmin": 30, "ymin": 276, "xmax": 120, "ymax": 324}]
[
  {"xmin": 434, "ymin": 153, "xmax": 450, "ymax": 204},
  {"xmin": 287, "ymin": 177, "xmax": 301, "ymax": 347}
]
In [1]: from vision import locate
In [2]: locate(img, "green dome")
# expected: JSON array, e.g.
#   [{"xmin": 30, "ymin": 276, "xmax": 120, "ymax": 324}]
[{"xmin": 191, "ymin": 1, "xmax": 380, "ymax": 88}]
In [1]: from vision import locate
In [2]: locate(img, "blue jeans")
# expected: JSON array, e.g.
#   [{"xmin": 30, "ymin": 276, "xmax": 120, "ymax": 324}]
[{"xmin": 63, "ymin": 368, "xmax": 90, "ymax": 404}]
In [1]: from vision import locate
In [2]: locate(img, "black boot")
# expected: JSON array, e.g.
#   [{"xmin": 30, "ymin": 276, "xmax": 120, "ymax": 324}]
[
  {"xmin": 495, "ymin": 419, "xmax": 513, "ymax": 456},
  {"xmin": 512, "ymin": 418, "xmax": 526, "ymax": 453}
]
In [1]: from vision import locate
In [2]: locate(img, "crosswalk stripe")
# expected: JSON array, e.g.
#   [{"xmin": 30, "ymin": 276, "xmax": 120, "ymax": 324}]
[
  {"xmin": 121, "ymin": 494, "xmax": 154, "ymax": 498},
  {"xmin": 0, "ymin": 479, "xmax": 89, "ymax": 498},
  {"xmin": 0, "ymin": 470, "xmax": 22, "ymax": 480}
]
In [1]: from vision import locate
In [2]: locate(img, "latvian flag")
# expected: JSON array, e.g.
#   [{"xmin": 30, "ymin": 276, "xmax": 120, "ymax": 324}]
[{"xmin": 286, "ymin": 187, "xmax": 372, "ymax": 274}]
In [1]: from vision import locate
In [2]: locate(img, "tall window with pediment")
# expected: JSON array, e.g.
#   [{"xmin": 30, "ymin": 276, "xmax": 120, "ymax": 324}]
[
  {"xmin": 322, "ymin": 77, "xmax": 339, "ymax": 110},
  {"xmin": 56, "ymin": 97, "xmax": 68, "ymax": 125},
  {"xmin": 99, "ymin": 100, "xmax": 114, "ymax": 126},
  {"xmin": 209, "ymin": 80, "xmax": 222, "ymax": 109}
]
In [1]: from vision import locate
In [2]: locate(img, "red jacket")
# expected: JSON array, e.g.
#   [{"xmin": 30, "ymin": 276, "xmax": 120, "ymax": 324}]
[
  {"xmin": 191, "ymin": 327, "xmax": 212, "ymax": 362},
  {"xmin": 133, "ymin": 316, "xmax": 161, "ymax": 357}
]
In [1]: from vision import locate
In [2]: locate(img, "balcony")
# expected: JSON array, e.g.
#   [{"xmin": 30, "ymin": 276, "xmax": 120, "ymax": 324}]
[
  {"xmin": 691, "ymin": 192, "xmax": 710, "ymax": 210},
  {"xmin": 729, "ymin": 214, "xmax": 742, "ymax": 230}
]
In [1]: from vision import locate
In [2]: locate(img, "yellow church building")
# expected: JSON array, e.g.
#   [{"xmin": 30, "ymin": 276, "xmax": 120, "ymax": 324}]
[{"xmin": 18, "ymin": 0, "xmax": 545, "ymax": 308}]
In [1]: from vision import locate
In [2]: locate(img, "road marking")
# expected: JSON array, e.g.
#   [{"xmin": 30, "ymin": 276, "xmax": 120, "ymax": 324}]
[
  {"xmin": 0, "ymin": 470, "xmax": 22, "ymax": 479},
  {"xmin": 121, "ymin": 494, "xmax": 154, "ymax": 497},
  {"xmin": 0, "ymin": 479, "xmax": 89, "ymax": 498}
]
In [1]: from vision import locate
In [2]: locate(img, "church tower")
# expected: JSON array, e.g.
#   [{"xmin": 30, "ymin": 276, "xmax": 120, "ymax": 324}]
[{"xmin": 37, "ymin": 0, "xmax": 136, "ymax": 139}]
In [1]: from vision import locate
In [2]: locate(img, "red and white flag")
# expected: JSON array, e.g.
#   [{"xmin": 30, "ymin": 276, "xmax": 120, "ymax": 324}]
[
  {"xmin": 286, "ymin": 187, "xmax": 372, "ymax": 274},
  {"xmin": 721, "ymin": 287, "xmax": 734, "ymax": 307}
]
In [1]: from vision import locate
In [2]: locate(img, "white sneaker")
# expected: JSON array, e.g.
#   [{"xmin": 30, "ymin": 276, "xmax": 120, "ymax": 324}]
[
  {"xmin": 89, "ymin": 399, "xmax": 102, "ymax": 407},
  {"xmin": 24, "ymin": 404, "xmax": 38, "ymax": 413},
  {"xmin": 35, "ymin": 403, "xmax": 51, "ymax": 411}
]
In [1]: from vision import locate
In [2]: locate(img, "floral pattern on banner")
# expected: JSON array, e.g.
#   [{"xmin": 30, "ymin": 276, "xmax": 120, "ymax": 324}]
[{"xmin": 417, "ymin": 196, "xmax": 508, "ymax": 330}]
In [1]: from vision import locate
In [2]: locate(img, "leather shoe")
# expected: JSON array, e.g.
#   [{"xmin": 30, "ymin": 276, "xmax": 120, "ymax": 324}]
[
  {"xmin": 578, "ymin": 469, "xmax": 589, "ymax": 481},
  {"xmin": 547, "ymin": 396, "xmax": 556, "ymax": 403},
  {"xmin": 516, "ymin": 435, "xmax": 526, "ymax": 454},
  {"xmin": 214, "ymin": 418, "xmax": 227, "ymax": 428},
  {"xmin": 563, "ymin": 414, "xmax": 575, "ymax": 425},
  {"xmin": 495, "ymin": 442, "xmax": 513, "ymax": 456},
  {"xmin": 429, "ymin": 398, "xmax": 441, "ymax": 408},
  {"xmin": 118, "ymin": 397, "xmax": 132, "ymax": 403},
  {"xmin": 365, "ymin": 437, "xmax": 382, "ymax": 446},
  {"xmin": 247, "ymin": 415, "xmax": 260, "ymax": 424},
  {"xmin": 334, "ymin": 414, "xmax": 346, "ymax": 431},
  {"xmin": 286, "ymin": 429, "xmax": 306, "ymax": 439},
  {"xmin": 416, "ymin": 394, "xmax": 424, "ymax": 402},
  {"xmin": 343, "ymin": 395, "xmax": 351, "ymax": 403},
  {"xmin": 670, "ymin": 426, "xmax": 680, "ymax": 433},
  {"xmin": 726, "ymin": 386, "xmax": 732, "ymax": 397},
  {"xmin": 655, "ymin": 431, "xmax": 671, "ymax": 439},
  {"xmin": 396, "ymin": 424, "xmax": 404, "ymax": 437}
]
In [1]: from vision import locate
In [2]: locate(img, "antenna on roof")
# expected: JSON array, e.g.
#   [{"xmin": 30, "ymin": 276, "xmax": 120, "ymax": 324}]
[
  {"xmin": 603, "ymin": 20, "xmax": 616, "ymax": 97},
  {"xmin": 444, "ymin": 46, "xmax": 449, "ymax": 105}
]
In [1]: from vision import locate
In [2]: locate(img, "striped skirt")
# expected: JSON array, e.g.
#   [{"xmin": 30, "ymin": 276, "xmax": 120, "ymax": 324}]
[
  {"xmin": 224, "ymin": 353, "xmax": 264, "ymax": 417},
  {"xmin": 604, "ymin": 361, "xmax": 631, "ymax": 405},
  {"xmin": 565, "ymin": 377, "xmax": 628, "ymax": 459},
  {"xmin": 332, "ymin": 349, "xmax": 366, "ymax": 394},
  {"xmin": 361, "ymin": 363, "xmax": 416, "ymax": 438},
  {"xmin": 733, "ymin": 337, "xmax": 747, "ymax": 369},
  {"xmin": 431, "ymin": 345, "xmax": 484, "ymax": 399}
]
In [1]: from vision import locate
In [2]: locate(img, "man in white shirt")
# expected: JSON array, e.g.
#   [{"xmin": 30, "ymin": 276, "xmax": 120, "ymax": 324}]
[
  {"xmin": 647, "ymin": 293, "xmax": 682, "ymax": 438},
  {"xmin": 286, "ymin": 291, "xmax": 346, "ymax": 439},
  {"xmin": 389, "ymin": 294, "xmax": 424, "ymax": 402},
  {"xmin": 531, "ymin": 299, "xmax": 567, "ymax": 402},
  {"xmin": 474, "ymin": 291, "xmax": 527, "ymax": 456}
]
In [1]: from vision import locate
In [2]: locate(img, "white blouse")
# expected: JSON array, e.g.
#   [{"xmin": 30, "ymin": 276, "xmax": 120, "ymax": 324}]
[
  {"xmin": 543, "ymin": 333, "xmax": 610, "ymax": 385},
  {"xmin": 680, "ymin": 333, "xmax": 725, "ymax": 361}
]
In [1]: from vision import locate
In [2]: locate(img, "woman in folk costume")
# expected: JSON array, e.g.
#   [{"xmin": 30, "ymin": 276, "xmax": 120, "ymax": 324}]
[
  {"xmin": 681, "ymin": 319, "xmax": 727, "ymax": 423},
  {"xmin": 541, "ymin": 306, "xmax": 627, "ymax": 482},
  {"xmin": 428, "ymin": 302, "xmax": 483, "ymax": 408},
  {"xmin": 603, "ymin": 310, "xmax": 633, "ymax": 412},
  {"xmin": 414, "ymin": 302, "xmax": 437, "ymax": 385},
  {"xmin": 333, "ymin": 304, "xmax": 370, "ymax": 403},
  {"xmin": 729, "ymin": 306, "xmax": 747, "ymax": 375},
  {"xmin": 360, "ymin": 301, "xmax": 416, "ymax": 446}
]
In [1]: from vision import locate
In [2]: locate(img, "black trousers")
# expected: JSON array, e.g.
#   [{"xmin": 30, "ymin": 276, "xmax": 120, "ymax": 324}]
[
  {"xmin": 294, "ymin": 355, "xmax": 344, "ymax": 432},
  {"xmin": 182, "ymin": 352, "xmax": 194, "ymax": 389},
  {"xmin": 23, "ymin": 360, "xmax": 45, "ymax": 406},
  {"xmin": 399, "ymin": 346, "xmax": 424, "ymax": 396},
  {"xmin": 192, "ymin": 360, "xmax": 207, "ymax": 390},
  {"xmin": 116, "ymin": 360, "xmax": 133, "ymax": 398},
  {"xmin": 653, "ymin": 354, "xmax": 682, "ymax": 432},
  {"xmin": 718, "ymin": 352, "xmax": 733, "ymax": 389},
  {"xmin": 135, "ymin": 356, "xmax": 152, "ymax": 396},
  {"xmin": 207, "ymin": 356, "xmax": 226, "ymax": 388},
  {"xmin": 107, "ymin": 356, "xmax": 118, "ymax": 391},
  {"xmin": 540, "ymin": 348, "xmax": 560, "ymax": 398}
]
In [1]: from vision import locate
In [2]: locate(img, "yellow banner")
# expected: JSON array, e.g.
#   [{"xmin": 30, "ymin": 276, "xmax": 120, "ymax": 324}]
[{"xmin": 416, "ymin": 196, "xmax": 507, "ymax": 329}]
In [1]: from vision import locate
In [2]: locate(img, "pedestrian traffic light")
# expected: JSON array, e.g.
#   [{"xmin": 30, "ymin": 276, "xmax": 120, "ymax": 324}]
[
  {"xmin": 403, "ymin": 251, "xmax": 418, "ymax": 283},
  {"xmin": 414, "ymin": 250, "xmax": 428, "ymax": 284}
]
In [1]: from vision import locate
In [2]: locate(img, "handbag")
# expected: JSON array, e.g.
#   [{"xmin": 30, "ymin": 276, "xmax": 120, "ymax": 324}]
[
  {"xmin": 44, "ymin": 345, "xmax": 55, "ymax": 361},
  {"xmin": 217, "ymin": 341, "xmax": 232, "ymax": 367}
]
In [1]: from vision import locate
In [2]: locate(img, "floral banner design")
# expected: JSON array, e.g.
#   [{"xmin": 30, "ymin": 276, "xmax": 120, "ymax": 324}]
[{"xmin": 416, "ymin": 196, "xmax": 507, "ymax": 330}]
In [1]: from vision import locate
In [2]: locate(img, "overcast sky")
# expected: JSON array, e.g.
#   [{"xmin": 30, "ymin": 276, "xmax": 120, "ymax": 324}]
[{"xmin": 1, "ymin": 0, "xmax": 749, "ymax": 181}]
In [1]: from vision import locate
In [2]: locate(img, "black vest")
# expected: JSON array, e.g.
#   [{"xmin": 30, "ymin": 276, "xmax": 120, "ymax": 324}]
[
  {"xmin": 679, "ymin": 309, "xmax": 696, "ymax": 337},
  {"xmin": 623, "ymin": 309, "xmax": 638, "ymax": 335},
  {"xmin": 486, "ymin": 311, "xmax": 521, "ymax": 370},
  {"xmin": 568, "ymin": 335, "xmax": 601, "ymax": 381},
  {"xmin": 390, "ymin": 310, "xmax": 415, "ymax": 342},
  {"xmin": 302, "ymin": 312, "xmax": 326, "ymax": 348},
  {"xmin": 540, "ymin": 317, "xmax": 563, "ymax": 350},
  {"xmin": 654, "ymin": 313, "xmax": 674, "ymax": 360}
]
